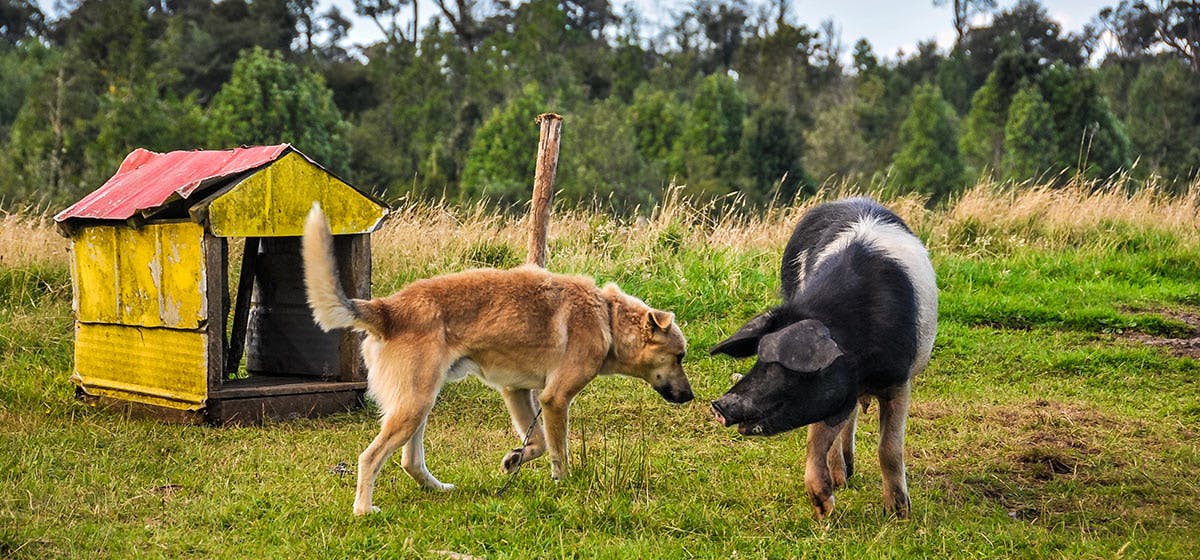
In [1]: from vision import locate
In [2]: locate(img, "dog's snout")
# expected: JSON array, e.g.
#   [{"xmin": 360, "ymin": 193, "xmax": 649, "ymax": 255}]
[{"xmin": 655, "ymin": 383, "xmax": 695, "ymax": 404}]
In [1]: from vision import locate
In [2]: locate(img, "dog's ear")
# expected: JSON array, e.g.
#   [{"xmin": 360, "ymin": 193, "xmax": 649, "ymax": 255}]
[
  {"xmin": 758, "ymin": 319, "xmax": 842, "ymax": 373},
  {"xmin": 709, "ymin": 312, "xmax": 773, "ymax": 358},
  {"xmin": 646, "ymin": 309, "xmax": 674, "ymax": 331}
]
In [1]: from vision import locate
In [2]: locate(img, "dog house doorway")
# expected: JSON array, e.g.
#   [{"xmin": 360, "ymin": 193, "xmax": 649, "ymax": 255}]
[{"xmin": 211, "ymin": 232, "xmax": 372, "ymax": 422}]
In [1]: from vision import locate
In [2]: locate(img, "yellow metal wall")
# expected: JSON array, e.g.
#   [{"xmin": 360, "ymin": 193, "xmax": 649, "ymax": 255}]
[
  {"xmin": 71, "ymin": 222, "xmax": 207, "ymax": 329},
  {"xmin": 69, "ymin": 222, "xmax": 210, "ymax": 410},
  {"xmin": 73, "ymin": 323, "xmax": 208, "ymax": 410},
  {"xmin": 207, "ymin": 151, "xmax": 387, "ymax": 237}
]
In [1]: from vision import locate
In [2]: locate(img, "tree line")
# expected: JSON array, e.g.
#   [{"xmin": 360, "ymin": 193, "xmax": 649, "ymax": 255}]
[{"xmin": 1, "ymin": 0, "xmax": 1198, "ymax": 212}]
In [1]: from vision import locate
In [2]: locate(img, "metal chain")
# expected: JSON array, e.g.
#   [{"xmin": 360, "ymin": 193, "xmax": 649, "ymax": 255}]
[{"xmin": 495, "ymin": 407, "xmax": 543, "ymax": 497}]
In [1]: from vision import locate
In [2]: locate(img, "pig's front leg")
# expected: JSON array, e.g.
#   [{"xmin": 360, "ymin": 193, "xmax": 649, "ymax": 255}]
[
  {"xmin": 804, "ymin": 409, "xmax": 852, "ymax": 519},
  {"xmin": 878, "ymin": 383, "xmax": 912, "ymax": 518}
]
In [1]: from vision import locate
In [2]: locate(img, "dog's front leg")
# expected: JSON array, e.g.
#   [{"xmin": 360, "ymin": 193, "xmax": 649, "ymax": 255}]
[
  {"xmin": 539, "ymin": 380, "xmax": 588, "ymax": 481},
  {"xmin": 500, "ymin": 387, "xmax": 547, "ymax": 473}
]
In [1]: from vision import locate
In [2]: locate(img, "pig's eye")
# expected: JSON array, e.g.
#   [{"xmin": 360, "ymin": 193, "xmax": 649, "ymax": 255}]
[{"xmin": 675, "ymin": 353, "xmax": 685, "ymax": 365}]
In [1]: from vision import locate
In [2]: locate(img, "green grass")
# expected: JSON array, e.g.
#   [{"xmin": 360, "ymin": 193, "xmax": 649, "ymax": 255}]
[{"xmin": 2, "ymin": 191, "xmax": 1199, "ymax": 558}]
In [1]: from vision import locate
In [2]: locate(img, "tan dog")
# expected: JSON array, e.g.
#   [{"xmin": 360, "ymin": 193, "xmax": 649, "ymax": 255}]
[{"xmin": 302, "ymin": 205, "xmax": 694, "ymax": 516}]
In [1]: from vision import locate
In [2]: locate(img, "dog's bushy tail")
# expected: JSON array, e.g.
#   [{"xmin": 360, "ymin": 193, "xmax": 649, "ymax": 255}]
[{"xmin": 302, "ymin": 203, "xmax": 385, "ymax": 337}]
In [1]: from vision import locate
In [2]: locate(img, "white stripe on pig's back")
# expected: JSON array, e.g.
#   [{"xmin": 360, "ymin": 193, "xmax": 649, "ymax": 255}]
[{"xmin": 812, "ymin": 216, "xmax": 938, "ymax": 377}]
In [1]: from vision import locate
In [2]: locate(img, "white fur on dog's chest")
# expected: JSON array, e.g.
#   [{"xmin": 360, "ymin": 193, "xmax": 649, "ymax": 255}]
[{"xmin": 450, "ymin": 358, "xmax": 546, "ymax": 390}]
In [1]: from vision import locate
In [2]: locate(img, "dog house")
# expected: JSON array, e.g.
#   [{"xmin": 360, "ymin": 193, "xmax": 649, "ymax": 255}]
[{"xmin": 54, "ymin": 144, "xmax": 389, "ymax": 424}]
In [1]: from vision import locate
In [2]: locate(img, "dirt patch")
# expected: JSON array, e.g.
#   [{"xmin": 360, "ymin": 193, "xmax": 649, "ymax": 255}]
[
  {"xmin": 1006, "ymin": 400, "xmax": 1105, "ymax": 482},
  {"xmin": 918, "ymin": 399, "xmax": 1152, "ymax": 521},
  {"xmin": 1122, "ymin": 308, "xmax": 1200, "ymax": 359},
  {"xmin": 909, "ymin": 399, "xmax": 957, "ymax": 420}
]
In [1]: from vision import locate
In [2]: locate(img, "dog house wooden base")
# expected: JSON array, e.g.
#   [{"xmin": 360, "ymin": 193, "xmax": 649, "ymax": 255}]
[{"xmin": 56, "ymin": 145, "xmax": 388, "ymax": 425}]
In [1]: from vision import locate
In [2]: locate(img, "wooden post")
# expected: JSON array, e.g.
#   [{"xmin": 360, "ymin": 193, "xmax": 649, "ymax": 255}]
[
  {"xmin": 224, "ymin": 237, "xmax": 260, "ymax": 377},
  {"xmin": 527, "ymin": 113, "xmax": 563, "ymax": 268}
]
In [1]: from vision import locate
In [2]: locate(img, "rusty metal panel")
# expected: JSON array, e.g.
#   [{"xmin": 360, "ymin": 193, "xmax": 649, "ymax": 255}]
[
  {"xmin": 207, "ymin": 152, "xmax": 387, "ymax": 237},
  {"xmin": 54, "ymin": 145, "xmax": 290, "ymax": 223},
  {"xmin": 72, "ymin": 323, "xmax": 209, "ymax": 410},
  {"xmin": 154, "ymin": 223, "xmax": 208, "ymax": 328},
  {"xmin": 71, "ymin": 227, "xmax": 119, "ymax": 323},
  {"xmin": 71, "ymin": 222, "xmax": 207, "ymax": 329}
]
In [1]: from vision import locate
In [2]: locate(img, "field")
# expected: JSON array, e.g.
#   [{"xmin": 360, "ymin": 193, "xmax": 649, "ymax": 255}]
[{"xmin": 2, "ymin": 183, "xmax": 1199, "ymax": 558}]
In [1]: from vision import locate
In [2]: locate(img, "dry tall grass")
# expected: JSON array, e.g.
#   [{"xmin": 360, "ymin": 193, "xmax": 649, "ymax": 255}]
[
  {"xmin": 3, "ymin": 180, "xmax": 1198, "ymax": 276},
  {"xmin": 0, "ymin": 210, "xmax": 68, "ymax": 268},
  {"xmin": 936, "ymin": 178, "xmax": 1200, "ymax": 255}
]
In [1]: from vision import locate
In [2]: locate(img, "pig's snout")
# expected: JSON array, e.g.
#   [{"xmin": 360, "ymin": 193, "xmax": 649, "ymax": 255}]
[{"xmin": 710, "ymin": 400, "xmax": 732, "ymax": 427}]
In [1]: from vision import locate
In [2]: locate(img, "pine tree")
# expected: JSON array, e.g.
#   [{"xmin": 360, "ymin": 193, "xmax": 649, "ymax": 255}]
[
  {"xmin": 207, "ymin": 47, "xmax": 351, "ymax": 175},
  {"xmin": 1001, "ymin": 85, "xmax": 1056, "ymax": 182},
  {"xmin": 804, "ymin": 94, "xmax": 870, "ymax": 183},
  {"xmin": 1126, "ymin": 58, "xmax": 1200, "ymax": 184},
  {"xmin": 674, "ymin": 72, "xmax": 746, "ymax": 198},
  {"xmin": 891, "ymin": 83, "xmax": 964, "ymax": 202},
  {"xmin": 630, "ymin": 86, "xmax": 685, "ymax": 165},
  {"xmin": 460, "ymin": 82, "xmax": 547, "ymax": 206},
  {"xmin": 557, "ymin": 99, "xmax": 657, "ymax": 212},
  {"xmin": 739, "ymin": 104, "xmax": 810, "ymax": 203},
  {"xmin": 1038, "ymin": 63, "xmax": 1131, "ymax": 179},
  {"xmin": 959, "ymin": 51, "xmax": 1040, "ymax": 179}
]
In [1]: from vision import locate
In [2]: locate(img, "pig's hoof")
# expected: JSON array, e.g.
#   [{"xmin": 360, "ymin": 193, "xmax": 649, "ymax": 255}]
[
  {"xmin": 501, "ymin": 448, "xmax": 524, "ymax": 474},
  {"xmin": 828, "ymin": 453, "xmax": 851, "ymax": 488},
  {"xmin": 810, "ymin": 494, "xmax": 835, "ymax": 519},
  {"xmin": 885, "ymin": 493, "xmax": 911, "ymax": 518}
]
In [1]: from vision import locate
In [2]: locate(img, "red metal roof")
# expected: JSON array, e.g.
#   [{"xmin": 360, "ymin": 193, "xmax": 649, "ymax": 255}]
[{"xmin": 55, "ymin": 144, "xmax": 295, "ymax": 223}]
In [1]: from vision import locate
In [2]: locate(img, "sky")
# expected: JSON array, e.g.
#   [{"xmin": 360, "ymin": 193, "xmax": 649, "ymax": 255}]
[{"xmin": 326, "ymin": 0, "xmax": 1119, "ymax": 61}]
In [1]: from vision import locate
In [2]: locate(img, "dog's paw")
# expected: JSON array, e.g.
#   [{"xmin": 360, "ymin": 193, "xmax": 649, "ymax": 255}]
[
  {"xmin": 501, "ymin": 448, "xmax": 524, "ymax": 474},
  {"xmin": 550, "ymin": 460, "xmax": 566, "ymax": 481},
  {"xmin": 430, "ymin": 482, "xmax": 456, "ymax": 492},
  {"xmin": 353, "ymin": 505, "xmax": 381, "ymax": 517}
]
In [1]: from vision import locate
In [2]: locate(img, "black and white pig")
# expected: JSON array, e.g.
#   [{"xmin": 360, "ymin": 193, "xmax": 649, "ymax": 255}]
[{"xmin": 709, "ymin": 197, "xmax": 937, "ymax": 519}]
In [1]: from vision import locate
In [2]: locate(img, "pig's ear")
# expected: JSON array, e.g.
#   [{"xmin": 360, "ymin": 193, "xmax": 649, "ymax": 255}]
[
  {"xmin": 709, "ymin": 312, "xmax": 773, "ymax": 358},
  {"xmin": 759, "ymin": 319, "xmax": 842, "ymax": 372}
]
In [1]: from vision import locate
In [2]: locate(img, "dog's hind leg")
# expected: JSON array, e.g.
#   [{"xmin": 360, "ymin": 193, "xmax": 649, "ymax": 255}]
[
  {"xmin": 354, "ymin": 355, "xmax": 444, "ymax": 516},
  {"xmin": 878, "ymin": 382, "xmax": 912, "ymax": 518},
  {"xmin": 500, "ymin": 387, "xmax": 547, "ymax": 474},
  {"xmin": 401, "ymin": 415, "xmax": 454, "ymax": 491}
]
